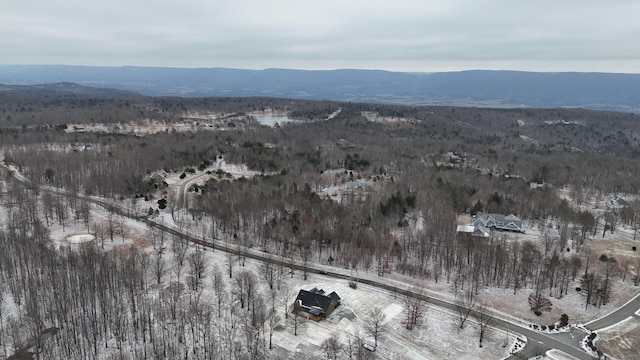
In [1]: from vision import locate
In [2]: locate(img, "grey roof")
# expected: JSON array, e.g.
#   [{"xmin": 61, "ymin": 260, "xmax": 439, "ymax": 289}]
[
  {"xmin": 328, "ymin": 291, "xmax": 341, "ymax": 302},
  {"xmin": 150, "ymin": 169, "xmax": 169, "ymax": 182},
  {"xmin": 473, "ymin": 212, "xmax": 523, "ymax": 232},
  {"xmin": 346, "ymin": 181, "xmax": 372, "ymax": 189},
  {"xmin": 610, "ymin": 195, "xmax": 629, "ymax": 207}
]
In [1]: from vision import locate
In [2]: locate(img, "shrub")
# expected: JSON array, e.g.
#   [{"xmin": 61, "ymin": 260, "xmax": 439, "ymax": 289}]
[
  {"xmin": 157, "ymin": 198, "xmax": 167, "ymax": 209},
  {"xmin": 559, "ymin": 313, "xmax": 569, "ymax": 328}
]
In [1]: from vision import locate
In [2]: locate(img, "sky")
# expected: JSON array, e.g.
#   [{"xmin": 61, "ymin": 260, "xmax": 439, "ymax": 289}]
[{"xmin": 1, "ymin": 0, "xmax": 639, "ymax": 73}]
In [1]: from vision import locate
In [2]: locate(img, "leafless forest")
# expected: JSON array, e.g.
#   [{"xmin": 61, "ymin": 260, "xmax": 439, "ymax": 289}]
[{"xmin": 1, "ymin": 85, "xmax": 640, "ymax": 359}]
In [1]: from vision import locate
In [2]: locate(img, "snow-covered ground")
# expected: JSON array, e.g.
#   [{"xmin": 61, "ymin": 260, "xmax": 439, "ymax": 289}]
[
  {"xmin": 22, "ymin": 200, "xmax": 516, "ymax": 360},
  {"xmin": 65, "ymin": 233, "xmax": 96, "ymax": 244},
  {"xmin": 3, "ymin": 157, "xmax": 640, "ymax": 359}
]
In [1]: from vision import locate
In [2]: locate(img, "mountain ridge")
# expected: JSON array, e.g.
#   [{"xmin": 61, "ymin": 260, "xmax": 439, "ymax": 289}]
[{"xmin": 1, "ymin": 65, "xmax": 639, "ymax": 112}]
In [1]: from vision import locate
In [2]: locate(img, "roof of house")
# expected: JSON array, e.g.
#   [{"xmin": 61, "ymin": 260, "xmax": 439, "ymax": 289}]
[
  {"xmin": 456, "ymin": 224, "xmax": 490, "ymax": 238},
  {"xmin": 327, "ymin": 291, "xmax": 341, "ymax": 302},
  {"xmin": 472, "ymin": 212, "xmax": 524, "ymax": 233},
  {"xmin": 295, "ymin": 288, "xmax": 340, "ymax": 315},
  {"xmin": 474, "ymin": 212, "xmax": 522, "ymax": 226},
  {"xmin": 150, "ymin": 170, "xmax": 169, "ymax": 182},
  {"xmin": 456, "ymin": 225, "xmax": 475, "ymax": 233},
  {"xmin": 610, "ymin": 195, "xmax": 630, "ymax": 207}
]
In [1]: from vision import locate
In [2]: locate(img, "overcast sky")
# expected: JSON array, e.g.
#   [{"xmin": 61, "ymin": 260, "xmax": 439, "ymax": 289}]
[{"xmin": 1, "ymin": 1, "xmax": 639, "ymax": 73}]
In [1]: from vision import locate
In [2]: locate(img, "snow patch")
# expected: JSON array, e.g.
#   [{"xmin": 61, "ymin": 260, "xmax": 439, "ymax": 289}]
[
  {"xmin": 381, "ymin": 303, "xmax": 403, "ymax": 325},
  {"xmin": 65, "ymin": 233, "xmax": 95, "ymax": 244}
]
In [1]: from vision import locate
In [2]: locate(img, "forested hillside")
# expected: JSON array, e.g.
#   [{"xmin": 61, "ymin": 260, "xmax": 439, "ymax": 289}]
[{"xmin": 1, "ymin": 85, "xmax": 640, "ymax": 359}]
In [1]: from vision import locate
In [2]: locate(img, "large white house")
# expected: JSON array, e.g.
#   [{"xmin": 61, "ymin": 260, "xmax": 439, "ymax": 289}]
[{"xmin": 473, "ymin": 212, "xmax": 525, "ymax": 233}]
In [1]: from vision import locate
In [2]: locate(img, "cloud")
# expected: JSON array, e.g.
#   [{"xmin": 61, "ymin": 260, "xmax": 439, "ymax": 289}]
[{"xmin": 1, "ymin": 0, "xmax": 639, "ymax": 72}]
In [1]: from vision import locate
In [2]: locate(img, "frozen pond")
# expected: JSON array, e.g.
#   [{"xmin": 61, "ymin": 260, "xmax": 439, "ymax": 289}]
[
  {"xmin": 252, "ymin": 114, "xmax": 298, "ymax": 127},
  {"xmin": 66, "ymin": 234, "xmax": 95, "ymax": 244}
]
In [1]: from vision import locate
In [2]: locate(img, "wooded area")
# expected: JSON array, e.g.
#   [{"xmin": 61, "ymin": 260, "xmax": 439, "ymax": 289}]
[{"xmin": 1, "ymin": 86, "xmax": 640, "ymax": 359}]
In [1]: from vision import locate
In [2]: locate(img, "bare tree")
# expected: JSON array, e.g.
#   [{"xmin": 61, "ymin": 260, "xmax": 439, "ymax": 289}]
[
  {"xmin": 477, "ymin": 305, "xmax": 494, "ymax": 347},
  {"xmin": 300, "ymin": 247, "xmax": 311, "ymax": 280},
  {"xmin": 226, "ymin": 250, "xmax": 234, "ymax": 278},
  {"xmin": 364, "ymin": 306, "xmax": 385, "ymax": 346},
  {"xmin": 153, "ymin": 251, "xmax": 166, "ymax": 285},
  {"xmin": 404, "ymin": 291, "xmax": 425, "ymax": 330},
  {"xmin": 166, "ymin": 190, "xmax": 177, "ymax": 220},
  {"xmin": 187, "ymin": 250, "xmax": 208, "ymax": 291},
  {"xmin": 78, "ymin": 198, "xmax": 91, "ymax": 231},
  {"xmin": 322, "ymin": 334, "xmax": 342, "ymax": 360},
  {"xmin": 171, "ymin": 234, "xmax": 189, "ymax": 268},
  {"xmin": 598, "ymin": 255, "xmax": 618, "ymax": 306},
  {"xmin": 266, "ymin": 304, "xmax": 280, "ymax": 350},
  {"xmin": 94, "ymin": 223, "xmax": 107, "ymax": 249},
  {"xmin": 291, "ymin": 308, "xmax": 303, "ymax": 336},
  {"xmin": 54, "ymin": 194, "xmax": 67, "ymax": 231},
  {"xmin": 212, "ymin": 265, "xmax": 226, "ymax": 318},
  {"xmin": 278, "ymin": 284, "xmax": 292, "ymax": 320},
  {"xmin": 634, "ymin": 259, "xmax": 640, "ymax": 286},
  {"xmin": 107, "ymin": 206, "xmax": 116, "ymax": 241},
  {"xmin": 528, "ymin": 293, "xmax": 553, "ymax": 316},
  {"xmin": 41, "ymin": 191, "xmax": 54, "ymax": 226},
  {"xmin": 228, "ymin": 268, "xmax": 259, "ymax": 320},
  {"xmin": 580, "ymin": 272, "xmax": 601, "ymax": 310},
  {"xmin": 455, "ymin": 286, "xmax": 477, "ymax": 330},
  {"xmin": 260, "ymin": 262, "xmax": 277, "ymax": 289}
]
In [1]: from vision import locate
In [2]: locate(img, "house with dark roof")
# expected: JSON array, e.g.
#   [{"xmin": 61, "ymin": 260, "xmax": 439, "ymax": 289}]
[
  {"xmin": 609, "ymin": 195, "xmax": 630, "ymax": 208},
  {"xmin": 293, "ymin": 287, "xmax": 341, "ymax": 321}
]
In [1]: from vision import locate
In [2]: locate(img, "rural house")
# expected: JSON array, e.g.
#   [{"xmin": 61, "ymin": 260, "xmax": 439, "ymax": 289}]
[
  {"xmin": 149, "ymin": 170, "xmax": 169, "ymax": 184},
  {"xmin": 609, "ymin": 195, "xmax": 630, "ymax": 208},
  {"xmin": 293, "ymin": 287, "xmax": 341, "ymax": 321},
  {"xmin": 472, "ymin": 212, "xmax": 525, "ymax": 233}
]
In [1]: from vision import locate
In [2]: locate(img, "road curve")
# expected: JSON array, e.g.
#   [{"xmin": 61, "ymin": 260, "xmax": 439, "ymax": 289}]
[{"xmin": 584, "ymin": 291, "xmax": 640, "ymax": 331}]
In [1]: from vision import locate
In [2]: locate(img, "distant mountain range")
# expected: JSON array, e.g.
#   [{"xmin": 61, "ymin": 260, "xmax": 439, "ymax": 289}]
[{"xmin": 1, "ymin": 65, "xmax": 639, "ymax": 112}]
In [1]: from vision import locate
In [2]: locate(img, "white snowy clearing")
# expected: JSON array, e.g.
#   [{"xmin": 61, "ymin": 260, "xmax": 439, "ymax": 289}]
[{"xmin": 65, "ymin": 233, "xmax": 96, "ymax": 244}]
